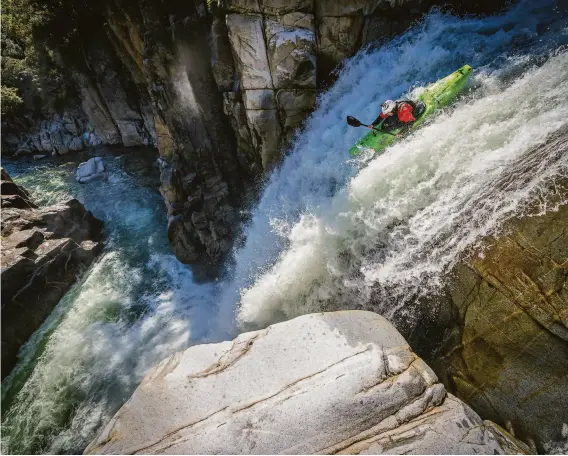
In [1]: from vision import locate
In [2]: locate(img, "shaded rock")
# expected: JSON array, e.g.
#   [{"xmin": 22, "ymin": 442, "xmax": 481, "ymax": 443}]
[
  {"xmin": 1, "ymin": 170, "xmax": 104, "ymax": 379},
  {"xmin": 211, "ymin": 17, "xmax": 236, "ymax": 92},
  {"xmin": 318, "ymin": 15, "xmax": 365, "ymax": 73},
  {"xmin": 241, "ymin": 89, "xmax": 283, "ymax": 170},
  {"xmin": 0, "ymin": 169, "xmax": 37, "ymax": 209},
  {"xmin": 259, "ymin": 0, "xmax": 313, "ymax": 15},
  {"xmin": 243, "ymin": 100, "xmax": 282, "ymax": 170},
  {"xmin": 242, "ymin": 89, "xmax": 277, "ymax": 110},
  {"xmin": 277, "ymin": 89, "xmax": 316, "ymax": 129},
  {"xmin": 219, "ymin": 0, "xmax": 262, "ymax": 13},
  {"xmin": 278, "ymin": 11, "xmax": 316, "ymax": 31},
  {"xmin": 315, "ymin": 0, "xmax": 380, "ymax": 17},
  {"xmin": 433, "ymin": 187, "xmax": 568, "ymax": 450},
  {"xmin": 362, "ymin": 15, "xmax": 417, "ymax": 46},
  {"xmin": 76, "ymin": 157, "xmax": 108, "ymax": 184},
  {"xmin": 220, "ymin": 0, "xmax": 313, "ymax": 15},
  {"xmin": 223, "ymin": 92, "xmax": 261, "ymax": 173},
  {"xmin": 73, "ymin": 71, "xmax": 123, "ymax": 145},
  {"xmin": 86, "ymin": 311, "xmax": 526, "ymax": 455}
]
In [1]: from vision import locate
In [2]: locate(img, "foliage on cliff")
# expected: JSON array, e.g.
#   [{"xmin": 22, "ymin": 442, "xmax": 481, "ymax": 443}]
[{"xmin": 1, "ymin": 0, "xmax": 76, "ymax": 121}]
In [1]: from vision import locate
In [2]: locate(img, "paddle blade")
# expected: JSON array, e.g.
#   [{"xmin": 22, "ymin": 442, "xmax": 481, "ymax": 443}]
[{"xmin": 346, "ymin": 116, "xmax": 363, "ymax": 127}]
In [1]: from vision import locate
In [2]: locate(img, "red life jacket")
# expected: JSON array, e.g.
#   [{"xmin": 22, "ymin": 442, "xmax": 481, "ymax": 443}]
[{"xmin": 379, "ymin": 102, "xmax": 416, "ymax": 123}]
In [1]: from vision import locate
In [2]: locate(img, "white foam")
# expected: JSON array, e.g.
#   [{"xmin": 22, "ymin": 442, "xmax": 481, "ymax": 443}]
[{"xmin": 213, "ymin": 0, "xmax": 568, "ymax": 331}]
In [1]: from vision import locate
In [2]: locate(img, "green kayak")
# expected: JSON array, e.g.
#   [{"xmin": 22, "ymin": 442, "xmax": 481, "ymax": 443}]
[{"xmin": 349, "ymin": 65, "xmax": 473, "ymax": 156}]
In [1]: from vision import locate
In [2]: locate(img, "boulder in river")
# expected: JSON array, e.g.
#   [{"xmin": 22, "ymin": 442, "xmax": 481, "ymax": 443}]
[
  {"xmin": 1, "ymin": 168, "xmax": 104, "ymax": 379},
  {"xmin": 86, "ymin": 311, "xmax": 527, "ymax": 455},
  {"xmin": 76, "ymin": 157, "xmax": 108, "ymax": 184}
]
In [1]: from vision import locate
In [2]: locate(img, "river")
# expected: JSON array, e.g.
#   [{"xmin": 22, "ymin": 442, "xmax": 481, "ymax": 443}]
[{"xmin": 2, "ymin": 0, "xmax": 568, "ymax": 453}]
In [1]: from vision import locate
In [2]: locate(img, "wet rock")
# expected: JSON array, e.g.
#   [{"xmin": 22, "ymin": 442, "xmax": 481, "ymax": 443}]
[
  {"xmin": 433, "ymin": 185, "xmax": 568, "ymax": 450},
  {"xmin": 1, "ymin": 169, "xmax": 103, "ymax": 380},
  {"xmin": 86, "ymin": 311, "xmax": 526, "ymax": 455},
  {"xmin": 76, "ymin": 157, "xmax": 108, "ymax": 184}
]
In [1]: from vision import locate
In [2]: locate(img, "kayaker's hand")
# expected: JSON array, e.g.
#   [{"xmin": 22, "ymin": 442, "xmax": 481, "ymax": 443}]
[{"xmin": 368, "ymin": 125, "xmax": 374, "ymax": 129}]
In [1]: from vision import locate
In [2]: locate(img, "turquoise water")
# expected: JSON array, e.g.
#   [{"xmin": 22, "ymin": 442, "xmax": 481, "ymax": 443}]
[{"xmin": 1, "ymin": 150, "xmax": 217, "ymax": 454}]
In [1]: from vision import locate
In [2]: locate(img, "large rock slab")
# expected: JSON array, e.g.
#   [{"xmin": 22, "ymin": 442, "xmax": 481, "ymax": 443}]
[
  {"xmin": 86, "ymin": 311, "xmax": 526, "ymax": 455},
  {"xmin": 1, "ymin": 169, "xmax": 104, "ymax": 379}
]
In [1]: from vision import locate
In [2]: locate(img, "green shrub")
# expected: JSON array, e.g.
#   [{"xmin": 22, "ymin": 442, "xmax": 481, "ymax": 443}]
[{"xmin": 1, "ymin": 85, "xmax": 24, "ymax": 115}]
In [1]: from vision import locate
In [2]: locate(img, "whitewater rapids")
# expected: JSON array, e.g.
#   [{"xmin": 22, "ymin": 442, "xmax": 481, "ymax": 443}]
[
  {"xmin": 1, "ymin": 0, "xmax": 568, "ymax": 454},
  {"xmin": 217, "ymin": 0, "xmax": 568, "ymax": 331}
]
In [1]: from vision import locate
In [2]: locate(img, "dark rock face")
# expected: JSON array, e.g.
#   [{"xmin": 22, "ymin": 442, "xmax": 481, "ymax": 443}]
[
  {"xmin": 2, "ymin": 0, "xmax": 513, "ymax": 272},
  {"xmin": 1, "ymin": 169, "xmax": 104, "ymax": 380}
]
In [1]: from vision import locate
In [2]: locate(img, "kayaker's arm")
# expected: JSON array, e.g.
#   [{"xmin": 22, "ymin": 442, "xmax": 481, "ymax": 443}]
[{"xmin": 368, "ymin": 114, "xmax": 384, "ymax": 129}]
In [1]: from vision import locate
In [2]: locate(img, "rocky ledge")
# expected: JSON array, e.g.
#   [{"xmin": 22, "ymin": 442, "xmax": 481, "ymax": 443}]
[
  {"xmin": 86, "ymin": 311, "xmax": 528, "ymax": 455},
  {"xmin": 1, "ymin": 168, "xmax": 104, "ymax": 379},
  {"xmin": 434, "ymin": 187, "xmax": 568, "ymax": 453}
]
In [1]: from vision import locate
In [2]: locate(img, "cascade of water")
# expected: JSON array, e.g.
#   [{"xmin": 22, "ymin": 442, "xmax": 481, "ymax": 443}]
[
  {"xmin": 1, "ymin": 156, "xmax": 217, "ymax": 454},
  {"xmin": 214, "ymin": 0, "xmax": 568, "ymax": 332},
  {"xmin": 2, "ymin": 1, "xmax": 567, "ymax": 453}
]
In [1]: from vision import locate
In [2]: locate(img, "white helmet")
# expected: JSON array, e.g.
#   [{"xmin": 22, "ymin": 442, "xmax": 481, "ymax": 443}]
[{"xmin": 381, "ymin": 99, "xmax": 396, "ymax": 114}]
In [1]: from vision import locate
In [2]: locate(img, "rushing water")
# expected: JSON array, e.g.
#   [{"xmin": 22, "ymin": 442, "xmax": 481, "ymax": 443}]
[
  {"xmin": 2, "ymin": 0, "xmax": 568, "ymax": 453},
  {"xmin": 216, "ymin": 0, "xmax": 568, "ymax": 332},
  {"xmin": 1, "ymin": 151, "xmax": 217, "ymax": 454}
]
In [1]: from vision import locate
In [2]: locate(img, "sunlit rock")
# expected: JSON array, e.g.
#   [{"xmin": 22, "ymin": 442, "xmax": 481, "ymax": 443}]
[
  {"xmin": 226, "ymin": 14, "xmax": 273, "ymax": 90},
  {"xmin": 265, "ymin": 17, "xmax": 316, "ymax": 89},
  {"xmin": 76, "ymin": 157, "xmax": 108, "ymax": 184},
  {"xmin": 86, "ymin": 311, "xmax": 526, "ymax": 455}
]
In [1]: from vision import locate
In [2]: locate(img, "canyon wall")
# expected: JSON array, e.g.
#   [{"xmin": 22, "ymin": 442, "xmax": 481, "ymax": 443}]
[{"xmin": 2, "ymin": 0, "xmax": 510, "ymax": 271}]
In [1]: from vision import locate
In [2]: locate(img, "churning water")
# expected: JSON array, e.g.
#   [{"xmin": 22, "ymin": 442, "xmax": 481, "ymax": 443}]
[
  {"xmin": 1, "ymin": 154, "xmax": 217, "ymax": 453},
  {"xmin": 2, "ymin": 0, "xmax": 568, "ymax": 453},
  {"xmin": 217, "ymin": 0, "xmax": 568, "ymax": 331}
]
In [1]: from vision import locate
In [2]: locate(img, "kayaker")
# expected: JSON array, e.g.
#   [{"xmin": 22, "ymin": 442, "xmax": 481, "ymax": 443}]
[{"xmin": 368, "ymin": 100, "xmax": 419, "ymax": 137}]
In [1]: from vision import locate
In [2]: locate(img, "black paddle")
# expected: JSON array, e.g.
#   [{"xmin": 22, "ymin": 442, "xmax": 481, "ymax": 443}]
[{"xmin": 346, "ymin": 116, "xmax": 396, "ymax": 136}]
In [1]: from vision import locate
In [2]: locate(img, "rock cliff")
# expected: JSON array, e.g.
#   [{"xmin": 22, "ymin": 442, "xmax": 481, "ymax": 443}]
[
  {"xmin": 432, "ymin": 187, "xmax": 568, "ymax": 452},
  {"xmin": 1, "ymin": 169, "xmax": 104, "ymax": 379},
  {"xmin": 2, "ymin": 0, "xmax": 511, "ymax": 271},
  {"xmin": 85, "ymin": 311, "xmax": 528, "ymax": 454}
]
